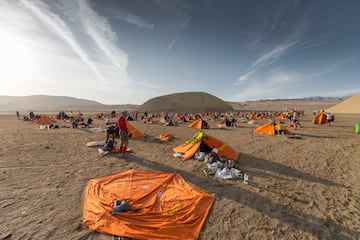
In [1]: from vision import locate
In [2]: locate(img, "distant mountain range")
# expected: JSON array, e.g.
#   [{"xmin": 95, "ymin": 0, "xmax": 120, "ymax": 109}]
[
  {"xmin": 0, "ymin": 95, "xmax": 136, "ymax": 112},
  {"xmin": 227, "ymin": 96, "xmax": 350, "ymax": 104},
  {"xmin": 0, "ymin": 94, "xmax": 350, "ymax": 113}
]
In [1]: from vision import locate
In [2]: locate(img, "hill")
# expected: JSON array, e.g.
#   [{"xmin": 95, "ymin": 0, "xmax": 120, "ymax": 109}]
[
  {"xmin": 0, "ymin": 94, "xmax": 349, "ymax": 114},
  {"xmin": 135, "ymin": 92, "xmax": 233, "ymax": 113},
  {"xmin": 0, "ymin": 95, "xmax": 136, "ymax": 113},
  {"xmin": 229, "ymin": 99, "xmax": 342, "ymax": 112}
]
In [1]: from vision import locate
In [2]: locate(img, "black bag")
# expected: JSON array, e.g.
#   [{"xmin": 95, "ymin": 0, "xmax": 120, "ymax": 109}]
[{"xmin": 103, "ymin": 140, "xmax": 116, "ymax": 151}]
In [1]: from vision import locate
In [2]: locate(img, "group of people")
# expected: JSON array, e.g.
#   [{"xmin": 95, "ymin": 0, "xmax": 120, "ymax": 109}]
[
  {"xmin": 273, "ymin": 109, "xmax": 301, "ymax": 135},
  {"xmin": 104, "ymin": 110, "xmax": 130, "ymax": 159}
]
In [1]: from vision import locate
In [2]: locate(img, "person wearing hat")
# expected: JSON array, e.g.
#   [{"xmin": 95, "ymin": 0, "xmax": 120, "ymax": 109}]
[{"xmin": 117, "ymin": 110, "xmax": 129, "ymax": 158}]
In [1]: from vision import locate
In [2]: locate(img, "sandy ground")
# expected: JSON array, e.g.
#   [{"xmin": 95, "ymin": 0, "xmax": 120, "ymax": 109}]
[{"xmin": 1, "ymin": 111, "xmax": 360, "ymax": 240}]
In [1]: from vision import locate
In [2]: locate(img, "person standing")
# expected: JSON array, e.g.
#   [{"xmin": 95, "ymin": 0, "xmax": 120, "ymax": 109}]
[
  {"xmin": 118, "ymin": 110, "xmax": 129, "ymax": 159},
  {"xmin": 105, "ymin": 111, "xmax": 118, "ymax": 144},
  {"xmin": 292, "ymin": 110, "xmax": 299, "ymax": 129},
  {"xmin": 326, "ymin": 112, "xmax": 332, "ymax": 126}
]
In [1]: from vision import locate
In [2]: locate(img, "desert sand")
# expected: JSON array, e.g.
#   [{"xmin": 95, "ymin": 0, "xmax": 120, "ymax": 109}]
[{"xmin": 1, "ymin": 109, "xmax": 360, "ymax": 239}]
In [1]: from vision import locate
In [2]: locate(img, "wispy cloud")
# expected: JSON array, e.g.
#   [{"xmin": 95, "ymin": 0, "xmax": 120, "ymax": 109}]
[
  {"xmin": 237, "ymin": 42, "xmax": 297, "ymax": 84},
  {"xmin": 19, "ymin": 0, "xmax": 106, "ymax": 81},
  {"xmin": 249, "ymin": 38, "xmax": 261, "ymax": 50},
  {"xmin": 252, "ymin": 42, "xmax": 298, "ymax": 69},
  {"xmin": 166, "ymin": 16, "xmax": 191, "ymax": 53},
  {"xmin": 236, "ymin": 70, "xmax": 255, "ymax": 85},
  {"xmin": 109, "ymin": 8, "xmax": 154, "ymax": 29},
  {"xmin": 77, "ymin": 0, "xmax": 129, "ymax": 80},
  {"xmin": 233, "ymin": 72, "xmax": 300, "ymax": 101},
  {"xmin": 237, "ymin": 2, "xmax": 312, "ymax": 86},
  {"xmin": 294, "ymin": 40, "xmax": 324, "ymax": 52}
]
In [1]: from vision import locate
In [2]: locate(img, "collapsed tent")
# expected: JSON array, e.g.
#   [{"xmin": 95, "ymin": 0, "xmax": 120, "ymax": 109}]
[
  {"xmin": 32, "ymin": 114, "xmax": 56, "ymax": 125},
  {"xmin": 253, "ymin": 121, "xmax": 290, "ymax": 135},
  {"xmin": 159, "ymin": 133, "xmax": 175, "ymax": 141},
  {"xmin": 172, "ymin": 131, "xmax": 239, "ymax": 160},
  {"xmin": 82, "ymin": 169, "xmax": 215, "ymax": 240},
  {"xmin": 126, "ymin": 121, "xmax": 145, "ymax": 138},
  {"xmin": 188, "ymin": 119, "xmax": 210, "ymax": 129}
]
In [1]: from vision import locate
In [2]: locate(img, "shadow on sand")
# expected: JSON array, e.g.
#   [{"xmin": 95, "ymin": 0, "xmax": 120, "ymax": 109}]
[{"xmin": 109, "ymin": 153, "xmax": 356, "ymax": 240}]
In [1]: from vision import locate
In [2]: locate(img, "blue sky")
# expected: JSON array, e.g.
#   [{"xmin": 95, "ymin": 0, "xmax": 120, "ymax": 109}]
[{"xmin": 0, "ymin": 0, "xmax": 359, "ymax": 104}]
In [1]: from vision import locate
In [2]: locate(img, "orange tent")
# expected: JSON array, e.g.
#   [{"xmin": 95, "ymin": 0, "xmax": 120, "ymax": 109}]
[
  {"xmin": 253, "ymin": 121, "xmax": 290, "ymax": 135},
  {"xmin": 32, "ymin": 114, "xmax": 56, "ymax": 125},
  {"xmin": 276, "ymin": 113, "xmax": 287, "ymax": 121},
  {"xmin": 312, "ymin": 112, "xmax": 332, "ymax": 124},
  {"xmin": 126, "ymin": 121, "xmax": 145, "ymax": 138},
  {"xmin": 82, "ymin": 169, "xmax": 215, "ymax": 240},
  {"xmin": 159, "ymin": 133, "xmax": 175, "ymax": 141},
  {"xmin": 172, "ymin": 131, "xmax": 239, "ymax": 160},
  {"xmin": 188, "ymin": 119, "xmax": 209, "ymax": 129}
]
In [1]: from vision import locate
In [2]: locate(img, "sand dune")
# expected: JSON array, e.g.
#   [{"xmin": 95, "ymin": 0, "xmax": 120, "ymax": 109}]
[{"xmin": 327, "ymin": 93, "xmax": 360, "ymax": 113}]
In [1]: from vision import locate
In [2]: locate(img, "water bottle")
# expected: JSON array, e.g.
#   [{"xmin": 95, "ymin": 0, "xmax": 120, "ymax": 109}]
[{"xmin": 244, "ymin": 173, "xmax": 249, "ymax": 184}]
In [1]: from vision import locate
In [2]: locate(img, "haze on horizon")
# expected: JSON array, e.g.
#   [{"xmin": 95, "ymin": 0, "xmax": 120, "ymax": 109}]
[{"xmin": 0, "ymin": 0, "xmax": 359, "ymax": 105}]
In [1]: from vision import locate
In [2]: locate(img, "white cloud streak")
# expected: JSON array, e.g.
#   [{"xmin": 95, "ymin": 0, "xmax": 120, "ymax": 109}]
[
  {"xmin": 77, "ymin": 0, "xmax": 129, "ymax": 80},
  {"xmin": 251, "ymin": 42, "xmax": 297, "ymax": 69},
  {"xmin": 233, "ymin": 72, "xmax": 300, "ymax": 101},
  {"xmin": 237, "ymin": 3, "xmax": 312, "ymax": 85},
  {"xmin": 166, "ymin": 16, "xmax": 191, "ymax": 53},
  {"xmin": 236, "ymin": 70, "xmax": 255, "ymax": 85},
  {"xmin": 19, "ymin": 0, "xmax": 105, "ymax": 82},
  {"xmin": 237, "ymin": 42, "xmax": 297, "ymax": 84},
  {"xmin": 112, "ymin": 9, "xmax": 154, "ymax": 29}
]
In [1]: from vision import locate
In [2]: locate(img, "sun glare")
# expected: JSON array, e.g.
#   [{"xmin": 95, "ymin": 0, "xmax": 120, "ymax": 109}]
[{"xmin": 0, "ymin": 31, "xmax": 35, "ymax": 90}]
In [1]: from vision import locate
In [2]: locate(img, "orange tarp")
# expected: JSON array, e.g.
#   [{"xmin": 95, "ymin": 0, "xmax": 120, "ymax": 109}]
[
  {"xmin": 253, "ymin": 122, "xmax": 290, "ymax": 135},
  {"xmin": 159, "ymin": 133, "xmax": 175, "ymax": 141},
  {"xmin": 172, "ymin": 131, "xmax": 239, "ymax": 160},
  {"xmin": 32, "ymin": 114, "xmax": 56, "ymax": 124},
  {"xmin": 126, "ymin": 121, "xmax": 145, "ymax": 138},
  {"xmin": 82, "ymin": 169, "xmax": 215, "ymax": 240}
]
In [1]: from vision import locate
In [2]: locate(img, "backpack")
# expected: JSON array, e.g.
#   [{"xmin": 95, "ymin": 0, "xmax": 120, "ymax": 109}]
[{"xmin": 103, "ymin": 140, "xmax": 116, "ymax": 151}]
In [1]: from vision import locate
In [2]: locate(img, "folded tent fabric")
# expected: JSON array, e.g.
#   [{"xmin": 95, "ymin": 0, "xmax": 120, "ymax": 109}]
[
  {"xmin": 173, "ymin": 131, "xmax": 239, "ymax": 160},
  {"xmin": 32, "ymin": 114, "xmax": 56, "ymax": 124},
  {"xmin": 82, "ymin": 169, "xmax": 215, "ymax": 240},
  {"xmin": 126, "ymin": 121, "xmax": 145, "ymax": 138},
  {"xmin": 188, "ymin": 119, "xmax": 209, "ymax": 129},
  {"xmin": 159, "ymin": 133, "xmax": 175, "ymax": 141}
]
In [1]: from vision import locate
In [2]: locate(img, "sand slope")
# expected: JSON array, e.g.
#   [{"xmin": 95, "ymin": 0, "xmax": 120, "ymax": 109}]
[{"xmin": 327, "ymin": 93, "xmax": 360, "ymax": 113}]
